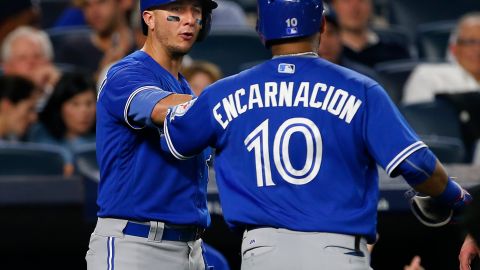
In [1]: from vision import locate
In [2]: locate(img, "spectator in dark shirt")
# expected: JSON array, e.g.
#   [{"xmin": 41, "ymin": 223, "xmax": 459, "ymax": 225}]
[
  {"xmin": 318, "ymin": 6, "xmax": 379, "ymax": 80},
  {"xmin": 331, "ymin": 0, "xmax": 411, "ymax": 67},
  {"xmin": 56, "ymin": 0, "xmax": 135, "ymax": 78}
]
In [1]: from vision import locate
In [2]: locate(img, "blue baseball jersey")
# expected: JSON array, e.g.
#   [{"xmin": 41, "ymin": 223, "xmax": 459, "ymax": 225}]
[
  {"xmin": 96, "ymin": 50, "xmax": 210, "ymax": 227},
  {"xmin": 162, "ymin": 55, "xmax": 425, "ymax": 241}
]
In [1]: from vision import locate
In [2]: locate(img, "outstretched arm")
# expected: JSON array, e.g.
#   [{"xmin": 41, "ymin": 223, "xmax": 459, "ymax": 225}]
[{"xmin": 150, "ymin": 94, "xmax": 193, "ymax": 126}]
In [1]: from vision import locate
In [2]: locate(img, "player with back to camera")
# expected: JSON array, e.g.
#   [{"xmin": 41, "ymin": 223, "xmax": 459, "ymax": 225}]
[
  {"xmin": 159, "ymin": 0, "xmax": 472, "ymax": 269},
  {"xmin": 86, "ymin": 0, "xmax": 217, "ymax": 269}
]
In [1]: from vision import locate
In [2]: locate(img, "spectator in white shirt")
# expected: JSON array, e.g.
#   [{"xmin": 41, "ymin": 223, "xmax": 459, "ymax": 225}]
[{"xmin": 403, "ymin": 12, "xmax": 480, "ymax": 105}]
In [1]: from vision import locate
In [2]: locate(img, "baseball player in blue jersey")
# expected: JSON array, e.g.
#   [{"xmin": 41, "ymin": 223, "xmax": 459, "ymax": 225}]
[
  {"xmin": 159, "ymin": 0, "xmax": 472, "ymax": 269},
  {"xmin": 86, "ymin": 0, "xmax": 217, "ymax": 269}
]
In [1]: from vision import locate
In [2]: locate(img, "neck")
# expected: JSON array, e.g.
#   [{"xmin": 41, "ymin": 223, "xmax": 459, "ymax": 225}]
[
  {"xmin": 142, "ymin": 38, "xmax": 183, "ymax": 79},
  {"xmin": 340, "ymin": 28, "xmax": 369, "ymax": 51},
  {"xmin": 271, "ymin": 36, "xmax": 319, "ymax": 57},
  {"xmin": 0, "ymin": 116, "xmax": 6, "ymax": 138},
  {"xmin": 473, "ymin": 73, "xmax": 480, "ymax": 82}
]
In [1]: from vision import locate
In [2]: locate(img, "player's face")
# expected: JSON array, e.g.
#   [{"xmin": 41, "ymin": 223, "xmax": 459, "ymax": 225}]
[
  {"xmin": 1, "ymin": 95, "xmax": 38, "ymax": 138},
  {"xmin": 151, "ymin": 0, "xmax": 203, "ymax": 56},
  {"xmin": 61, "ymin": 90, "xmax": 96, "ymax": 137},
  {"xmin": 3, "ymin": 36, "xmax": 48, "ymax": 79},
  {"xmin": 332, "ymin": 0, "xmax": 371, "ymax": 32},
  {"xmin": 452, "ymin": 21, "xmax": 480, "ymax": 78},
  {"xmin": 318, "ymin": 21, "xmax": 342, "ymax": 64},
  {"xmin": 83, "ymin": 0, "xmax": 120, "ymax": 36}
]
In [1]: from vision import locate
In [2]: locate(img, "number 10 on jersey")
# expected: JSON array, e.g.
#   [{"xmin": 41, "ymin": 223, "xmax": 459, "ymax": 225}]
[{"xmin": 244, "ymin": 118, "xmax": 323, "ymax": 187}]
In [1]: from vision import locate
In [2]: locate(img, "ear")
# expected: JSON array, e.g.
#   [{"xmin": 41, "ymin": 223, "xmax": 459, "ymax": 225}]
[
  {"xmin": 450, "ymin": 43, "xmax": 458, "ymax": 59},
  {"xmin": 143, "ymin": 10, "xmax": 155, "ymax": 33},
  {"xmin": 0, "ymin": 99, "xmax": 12, "ymax": 113},
  {"xmin": 320, "ymin": 16, "xmax": 326, "ymax": 34}
]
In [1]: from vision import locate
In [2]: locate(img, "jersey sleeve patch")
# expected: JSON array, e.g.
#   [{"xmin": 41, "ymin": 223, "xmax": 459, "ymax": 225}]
[{"xmin": 169, "ymin": 98, "xmax": 197, "ymax": 121}]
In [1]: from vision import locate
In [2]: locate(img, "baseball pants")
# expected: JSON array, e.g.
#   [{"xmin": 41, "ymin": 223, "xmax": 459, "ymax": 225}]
[
  {"xmin": 86, "ymin": 218, "xmax": 207, "ymax": 270},
  {"xmin": 241, "ymin": 227, "xmax": 373, "ymax": 270}
]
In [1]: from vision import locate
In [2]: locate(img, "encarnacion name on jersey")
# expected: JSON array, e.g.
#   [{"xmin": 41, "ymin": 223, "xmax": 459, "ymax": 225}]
[{"xmin": 213, "ymin": 81, "xmax": 363, "ymax": 129}]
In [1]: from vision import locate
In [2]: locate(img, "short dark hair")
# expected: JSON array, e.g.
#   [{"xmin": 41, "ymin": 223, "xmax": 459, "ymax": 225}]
[
  {"xmin": 40, "ymin": 72, "xmax": 96, "ymax": 139},
  {"xmin": 0, "ymin": 75, "xmax": 37, "ymax": 104}
]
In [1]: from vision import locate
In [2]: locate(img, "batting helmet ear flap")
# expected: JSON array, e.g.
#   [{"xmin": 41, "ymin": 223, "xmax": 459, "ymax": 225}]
[{"xmin": 196, "ymin": 8, "xmax": 213, "ymax": 42}]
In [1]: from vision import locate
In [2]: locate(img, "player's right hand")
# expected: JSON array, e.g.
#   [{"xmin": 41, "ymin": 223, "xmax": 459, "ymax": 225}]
[{"xmin": 459, "ymin": 235, "xmax": 480, "ymax": 270}]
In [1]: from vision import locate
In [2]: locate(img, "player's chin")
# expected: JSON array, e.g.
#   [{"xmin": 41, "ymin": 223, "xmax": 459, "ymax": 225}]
[{"xmin": 173, "ymin": 43, "xmax": 196, "ymax": 55}]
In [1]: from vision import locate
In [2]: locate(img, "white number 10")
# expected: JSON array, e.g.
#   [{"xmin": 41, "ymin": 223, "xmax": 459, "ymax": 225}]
[
  {"xmin": 244, "ymin": 118, "xmax": 322, "ymax": 187},
  {"xmin": 286, "ymin": 18, "xmax": 298, "ymax": 27}
]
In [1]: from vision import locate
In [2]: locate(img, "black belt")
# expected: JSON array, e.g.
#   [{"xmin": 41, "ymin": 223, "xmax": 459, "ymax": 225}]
[{"xmin": 123, "ymin": 221, "xmax": 205, "ymax": 242}]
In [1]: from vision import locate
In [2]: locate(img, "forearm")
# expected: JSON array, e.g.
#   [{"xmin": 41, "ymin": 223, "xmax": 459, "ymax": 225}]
[
  {"xmin": 412, "ymin": 160, "xmax": 448, "ymax": 196},
  {"xmin": 150, "ymin": 94, "xmax": 192, "ymax": 126}
]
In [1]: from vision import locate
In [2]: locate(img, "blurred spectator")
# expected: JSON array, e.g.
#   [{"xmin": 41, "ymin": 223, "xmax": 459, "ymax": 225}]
[
  {"xmin": 403, "ymin": 12, "xmax": 480, "ymax": 104},
  {"xmin": 28, "ymin": 72, "xmax": 96, "ymax": 169},
  {"xmin": 53, "ymin": 1, "xmax": 87, "ymax": 28},
  {"xmin": 129, "ymin": 0, "xmax": 146, "ymax": 49},
  {"xmin": 56, "ymin": 0, "xmax": 135, "ymax": 78},
  {"xmin": 210, "ymin": 0, "xmax": 249, "ymax": 31},
  {"xmin": 182, "ymin": 61, "xmax": 222, "ymax": 96},
  {"xmin": 318, "ymin": 7, "xmax": 379, "ymax": 80},
  {"xmin": 0, "ymin": 75, "xmax": 38, "ymax": 141},
  {"xmin": 331, "ymin": 0, "xmax": 411, "ymax": 67},
  {"xmin": 1, "ymin": 26, "xmax": 61, "ymax": 103},
  {"xmin": 0, "ymin": 0, "xmax": 40, "ymax": 45}
]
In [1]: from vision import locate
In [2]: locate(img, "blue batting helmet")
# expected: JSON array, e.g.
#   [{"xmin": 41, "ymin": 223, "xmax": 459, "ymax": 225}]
[
  {"xmin": 140, "ymin": 0, "xmax": 217, "ymax": 41},
  {"xmin": 256, "ymin": 0, "xmax": 324, "ymax": 46}
]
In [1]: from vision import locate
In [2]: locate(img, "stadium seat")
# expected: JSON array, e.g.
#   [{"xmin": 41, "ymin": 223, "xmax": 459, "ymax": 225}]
[
  {"xmin": 73, "ymin": 143, "xmax": 99, "ymax": 223},
  {"xmin": 203, "ymin": 242, "xmax": 231, "ymax": 270},
  {"xmin": 400, "ymin": 100, "xmax": 466, "ymax": 163},
  {"xmin": 0, "ymin": 142, "xmax": 67, "ymax": 175},
  {"xmin": 416, "ymin": 20, "xmax": 456, "ymax": 62},
  {"xmin": 39, "ymin": 0, "xmax": 72, "ymax": 29},
  {"xmin": 188, "ymin": 29, "xmax": 272, "ymax": 76},
  {"xmin": 387, "ymin": 0, "xmax": 480, "ymax": 35},
  {"xmin": 373, "ymin": 26, "xmax": 416, "ymax": 59},
  {"xmin": 46, "ymin": 26, "xmax": 92, "ymax": 62},
  {"xmin": 74, "ymin": 142, "xmax": 98, "ymax": 181},
  {"xmin": 374, "ymin": 59, "xmax": 421, "ymax": 105}
]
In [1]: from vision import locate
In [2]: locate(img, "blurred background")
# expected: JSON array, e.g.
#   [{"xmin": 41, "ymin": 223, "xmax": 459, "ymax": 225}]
[{"xmin": 0, "ymin": 0, "xmax": 480, "ymax": 269}]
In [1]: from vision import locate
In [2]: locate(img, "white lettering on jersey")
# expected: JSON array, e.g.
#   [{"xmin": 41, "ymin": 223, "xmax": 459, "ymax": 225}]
[
  {"xmin": 293, "ymin": 82, "xmax": 309, "ymax": 107},
  {"xmin": 248, "ymin": 84, "xmax": 264, "ymax": 109},
  {"xmin": 212, "ymin": 81, "xmax": 363, "ymax": 129},
  {"xmin": 213, "ymin": 103, "xmax": 229, "ymax": 129},
  {"xmin": 279, "ymin": 81, "xmax": 293, "ymax": 107}
]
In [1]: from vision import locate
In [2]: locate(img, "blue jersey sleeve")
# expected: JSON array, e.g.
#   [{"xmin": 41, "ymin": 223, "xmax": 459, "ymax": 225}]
[
  {"xmin": 162, "ymin": 93, "xmax": 217, "ymax": 159},
  {"xmin": 364, "ymin": 84, "xmax": 427, "ymax": 176},
  {"xmin": 98, "ymin": 65, "xmax": 172, "ymax": 129}
]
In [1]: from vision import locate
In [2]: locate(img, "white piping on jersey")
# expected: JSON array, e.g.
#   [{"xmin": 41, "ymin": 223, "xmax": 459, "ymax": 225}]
[
  {"xmin": 123, "ymin": 86, "xmax": 163, "ymax": 130},
  {"xmin": 164, "ymin": 113, "xmax": 192, "ymax": 160},
  {"xmin": 107, "ymin": 237, "xmax": 115, "ymax": 270},
  {"xmin": 272, "ymin": 52, "xmax": 318, "ymax": 59},
  {"xmin": 386, "ymin": 141, "xmax": 427, "ymax": 176}
]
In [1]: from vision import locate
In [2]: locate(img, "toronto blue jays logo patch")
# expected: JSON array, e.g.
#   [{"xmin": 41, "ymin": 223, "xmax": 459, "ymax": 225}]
[{"xmin": 169, "ymin": 98, "xmax": 197, "ymax": 121}]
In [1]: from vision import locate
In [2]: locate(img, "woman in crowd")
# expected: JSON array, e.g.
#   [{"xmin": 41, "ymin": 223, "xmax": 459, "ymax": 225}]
[{"xmin": 29, "ymin": 72, "xmax": 96, "ymax": 171}]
